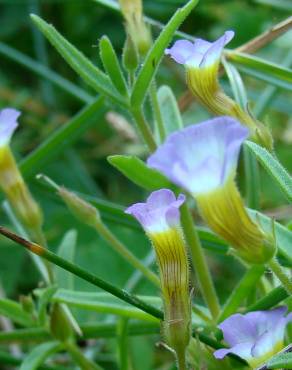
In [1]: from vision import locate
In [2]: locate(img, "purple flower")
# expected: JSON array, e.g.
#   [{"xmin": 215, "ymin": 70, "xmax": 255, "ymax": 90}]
[
  {"xmin": 214, "ymin": 307, "xmax": 292, "ymax": 367},
  {"xmin": 0, "ymin": 108, "xmax": 20, "ymax": 146},
  {"xmin": 165, "ymin": 31, "xmax": 234, "ymax": 68},
  {"xmin": 147, "ymin": 117, "xmax": 248, "ymax": 196},
  {"xmin": 125, "ymin": 189, "xmax": 185, "ymax": 233}
]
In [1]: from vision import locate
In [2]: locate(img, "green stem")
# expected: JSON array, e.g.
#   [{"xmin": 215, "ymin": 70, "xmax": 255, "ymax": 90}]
[
  {"xmin": 94, "ymin": 221, "xmax": 160, "ymax": 287},
  {"xmin": 218, "ymin": 265, "xmax": 265, "ymax": 322},
  {"xmin": 0, "ymin": 226, "xmax": 163, "ymax": 320},
  {"xmin": 66, "ymin": 342, "xmax": 104, "ymax": 370},
  {"xmin": 268, "ymin": 257, "xmax": 292, "ymax": 295},
  {"xmin": 150, "ymin": 81, "xmax": 166, "ymax": 143},
  {"xmin": 180, "ymin": 204, "xmax": 220, "ymax": 319},
  {"xmin": 117, "ymin": 318, "xmax": 129, "ymax": 370},
  {"xmin": 131, "ymin": 106, "xmax": 157, "ymax": 152}
]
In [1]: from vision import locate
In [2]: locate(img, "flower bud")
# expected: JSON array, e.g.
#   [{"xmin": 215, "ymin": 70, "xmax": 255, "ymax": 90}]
[
  {"xmin": 122, "ymin": 34, "xmax": 139, "ymax": 72},
  {"xmin": 119, "ymin": 0, "xmax": 152, "ymax": 56},
  {"xmin": 50, "ymin": 303, "xmax": 74, "ymax": 343},
  {"xmin": 126, "ymin": 189, "xmax": 191, "ymax": 368},
  {"xmin": 58, "ymin": 187, "xmax": 101, "ymax": 228}
]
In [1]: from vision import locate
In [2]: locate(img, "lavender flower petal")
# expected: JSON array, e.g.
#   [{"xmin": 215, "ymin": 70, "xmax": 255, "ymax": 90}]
[
  {"xmin": 0, "ymin": 108, "xmax": 20, "ymax": 146},
  {"xmin": 165, "ymin": 30, "xmax": 234, "ymax": 68},
  {"xmin": 214, "ymin": 307, "xmax": 291, "ymax": 365},
  {"xmin": 125, "ymin": 189, "xmax": 185, "ymax": 233},
  {"xmin": 147, "ymin": 117, "xmax": 248, "ymax": 196}
]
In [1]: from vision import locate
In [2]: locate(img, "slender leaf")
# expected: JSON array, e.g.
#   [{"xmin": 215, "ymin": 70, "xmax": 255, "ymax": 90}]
[
  {"xmin": 0, "ymin": 42, "xmax": 93, "ymax": 104},
  {"xmin": 157, "ymin": 85, "xmax": 183, "ymax": 136},
  {"xmin": 248, "ymin": 209, "xmax": 292, "ymax": 265},
  {"xmin": 53, "ymin": 289, "xmax": 161, "ymax": 322},
  {"xmin": 30, "ymin": 15, "xmax": 125, "ymax": 105},
  {"xmin": 99, "ymin": 36, "xmax": 129, "ymax": 97},
  {"xmin": 266, "ymin": 349, "xmax": 292, "ymax": 369},
  {"xmin": 228, "ymin": 52, "xmax": 292, "ymax": 90},
  {"xmin": 245, "ymin": 141, "xmax": 292, "ymax": 202},
  {"xmin": 107, "ymin": 155, "xmax": 171, "ymax": 190},
  {"xmin": 245, "ymin": 286, "xmax": 288, "ymax": 312},
  {"xmin": 20, "ymin": 97, "xmax": 105, "ymax": 178},
  {"xmin": 131, "ymin": 0, "xmax": 199, "ymax": 107},
  {"xmin": 20, "ymin": 341, "xmax": 63, "ymax": 370},
  {"xmin": 55, "ymin": 230, "xmax": 77, "ymax": 290},
  {"xmin": 0, "ymin": 298, "xmax": 35, "ymax": 327}
]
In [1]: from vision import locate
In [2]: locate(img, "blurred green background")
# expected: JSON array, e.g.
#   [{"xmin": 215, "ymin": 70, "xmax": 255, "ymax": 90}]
[{"xmin": 0, "ymin": 0, "xmax": 291, "ymax": 368}]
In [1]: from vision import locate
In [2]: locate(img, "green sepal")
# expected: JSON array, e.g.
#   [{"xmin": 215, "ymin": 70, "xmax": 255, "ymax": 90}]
[
  {"xmin": 99, "ymin": 35, "xmax": 129, "ymax": 97},
  {"xmin": 108, "ymin": 155, "xmax": 172, "ymax": 190}
]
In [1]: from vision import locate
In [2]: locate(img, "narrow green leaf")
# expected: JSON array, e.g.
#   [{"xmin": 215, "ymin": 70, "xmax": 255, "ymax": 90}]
[
  {"xmin": 157, "ymin": 85, "xmax": 183, "ymax": 136},
  {"xmin": 20, "ymin": 97, "xmax": 105, "ymax": 178},
  {"xmin": 20, "ymin": 341, "xmax": 63, "ymax": 370},
  {"xmin": 30, "ymin": 14, "xmax": 125, "ymax": 105},
  {"xmin": 0, "ymin": 42, "xmax": 93, "ymax": 104},
  {"xmin": 107, "ymin": 155, "xmax": 171, "ymax": 190},
  {"xmin": 131, "ymin": 0, "xmax": 199, "ymax": 107},
  {"xmin": 245, "ymin": 141, "xmax": 292, "ymax": 202},
  {"xmin": 0, "ymin": 298, "xmax": 35, "ymax": 327},
  {"xmin": 248, "ymin": 209, "xmax": 292, "ymax": 265},
  {"xmin": 228, "ymin": 52, "xmax": 292, "ymax": 90},
  {"xmin": 53, "ymin": 289, "xmax": 160, "ymax": 322},
  {"xmin": 55, "ymin": 230, "xmax": 77, "ymax": 290},
  {"xmin": 266, "ymin": 350, "xmax": 292, "ymax": 369},
  {"xmin": 99, "ymin": 36, "xmax": 129, "ymax": 97}
]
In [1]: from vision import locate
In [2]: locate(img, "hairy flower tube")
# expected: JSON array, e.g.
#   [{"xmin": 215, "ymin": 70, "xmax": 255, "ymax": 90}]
[
  {"xmin": 0, "ymin": 108, "xmax": 44, "ymax": 242},
  {"xmin": 126, "ymin": 189, "xmax": 191, "ymax": 370},
  {"xmin": 147, "ymin": 117, "xmax": 275, "ymax": 264},
  {"xmin": 214, "ymin": 307, "xmax": 292, "ymax": 368},
  {"xmin": 165, "ymin": 32, "xmax": 272, "ymax": 149}
]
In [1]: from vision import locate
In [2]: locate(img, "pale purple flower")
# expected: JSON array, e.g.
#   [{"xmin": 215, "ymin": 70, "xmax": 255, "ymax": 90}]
[
  {"xmin": 147, "ymin": 117, "xmax": 248, "ymax": 196},
  {"xmin": 0, "ymin": 108, "xmax": 20, "ymax": 147},
  {"xmin": 125, "ymin": 189, "xmax": 185, "ymax": 233},
  {"xmin": 165, "ymin": 31, "xmax": 234, "ymax": 68},
  {"xmin": 214, "ymin": 307, "xmax": 292, "ymax": 366}
]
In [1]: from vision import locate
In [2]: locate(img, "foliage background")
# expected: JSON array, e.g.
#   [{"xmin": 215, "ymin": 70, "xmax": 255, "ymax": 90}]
[{"xmin": 0, "ymin": 0, "xmax": 291, "ymax": 368}]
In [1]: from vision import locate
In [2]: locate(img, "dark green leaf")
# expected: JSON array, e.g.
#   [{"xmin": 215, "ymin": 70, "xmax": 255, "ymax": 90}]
[{"xmin": 0, "ymin": 298, "xmax": 35, "ymax": 327}]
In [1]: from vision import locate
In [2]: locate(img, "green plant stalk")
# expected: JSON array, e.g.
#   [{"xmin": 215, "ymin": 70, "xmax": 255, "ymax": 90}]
[
  {"xmin": 150, "ymin": 82, "xmax": 166, "ymax": 142},
  {"xmin": 180, "ymin": 204, "xmax": 220, "ymax": 319},
  {"xmin": 131, "ymin": 106, "xmax": 157, "ymax": 152},
  {"xmin": 268, "ymin": 258, "xmax": 292, "ymax": 295},
  {"xmin": 218, "ymin": 265, "xmax": 265, "ymax": 322},
  {"xmin": 0, "ymin": 226, "xmax": 163, "ymax": 320},
  {"xmin": 245, "ymin": 286, "xmax": 288, "ymax": 312},
  {"xmin": 94, "ymin": 221, "xmax": 159, "ymax": 287},
  {"xmin": 66, "ymin": 342, "xmax": 104, "ymax": 370},
  {"xmin": 117, "ymin": 318, "xmax": 129, "ymax": 370}
]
